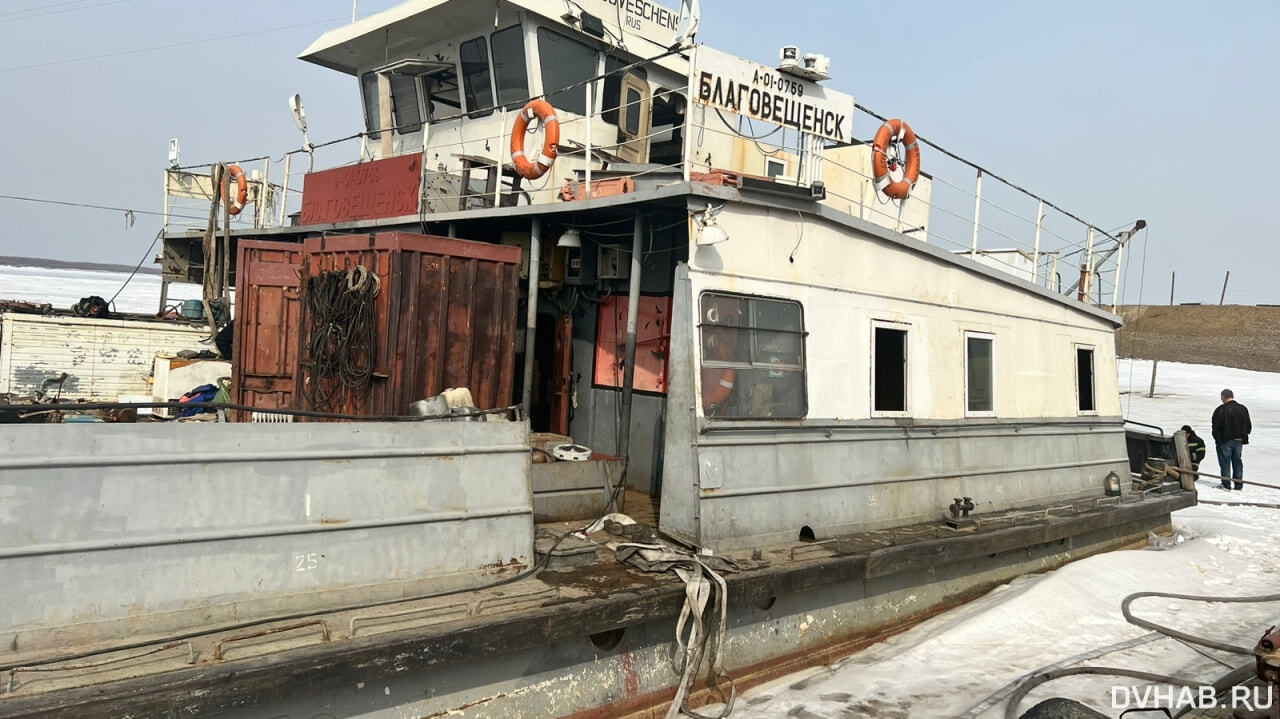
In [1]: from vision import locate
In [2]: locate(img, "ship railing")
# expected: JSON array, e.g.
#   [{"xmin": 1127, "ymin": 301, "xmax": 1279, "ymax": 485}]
[
  {"xmin": 687, "ymin": 102, "xmax": 1138, "ymax": 312},
  {"xmin": 162, "ymin": 75, "xmax": 1135, "ymax": 310}
]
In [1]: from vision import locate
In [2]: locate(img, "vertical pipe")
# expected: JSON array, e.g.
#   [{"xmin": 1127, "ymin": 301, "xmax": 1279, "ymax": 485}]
[
  {"xmin": 1220, "ymin": 271, "xmax": 1230, "ymax": 305},
  {"xmin": 618, "ymin": 210, "xmax": 644, "ymax": 463},
  {"xmin": 1111, "ymin": 244, "xmax": 1125, "ymax": 313},
  {"xmin": 257, "ymin": 157, "xmax": 270, "ymax": 230},
  {"xmin": 162, "ymin": 169, "xmax": 171, "ymax": 235},
  {"xmin": 1078, "ymin": 226, "xmax": 1095, "ymax": 302},
  {"xmin": 521, "ymin": 218, "xmax": 542, "ymax": 414},
  {"xmin": 969, "ymin": 169, "xmax": 983, "ymax": 258},
  {"xmin": 1031, "ymin": 199, "xmax": 1044, "ymax": 285},
  {"xmin": 1050, "ymin": 252, "xmax": 1060, "ymax": 292},
  {"xmin": 584, "ymin": 82, "xmax": 593, "ymax": 200},
  {"xmin": 279, "ymin": 153, "xmax": 292, "ymax": 228}
]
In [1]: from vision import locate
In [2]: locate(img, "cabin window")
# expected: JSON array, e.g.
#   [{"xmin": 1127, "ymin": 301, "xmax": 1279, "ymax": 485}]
[
  {"xmin": 872, "ymin": 324, "xmax": 909, "ymax": 414},
  {"xmin": 360, "ymin": 71, "xmax": 382, "ymax": 138},
  {"xmin": 490, "ymin": 25, "xmax": 529, "ymax": 109},
  {"xmin": 361, "ymin": 72, "xmax": 423, "ymax": 135},
  {"xmin": 460, "ymin": 36, "xmax": 495, "ymax": 116},
  {"xmin": 602, "ymin": 56, "xmax": 647, "ymax": 125},
  {"xmin": 699, "ymin": 292, "xmax": 806, "ymax": 419},
  {"xmin": 389, "ymin": 74, "xmax": 422, "ymax": 133},
  {"xmin": 424, "ymin": 70, "xmax": 461, "ymax": 119},
  {"xmin": 965, "ymin": 332, "xmax": 995, "ymax": 415},
  {"xmin": 766, "ymin": 158, "xmax": 786, "ymax": 178},
  {"xmin": 1076, "ymin": 345, "xmax": 1096, "ymax": 413},
  {"xmin": 537, "ymin": 28, "xmax": 599, "ymax": 115}
]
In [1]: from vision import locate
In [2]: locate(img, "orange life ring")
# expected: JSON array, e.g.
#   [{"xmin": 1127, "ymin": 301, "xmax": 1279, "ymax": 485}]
[
  {"xmin": 510, "ymin": 99, "xmax": 560, "ymax": 181},
  {"xmin": 222, "ymin": 164, "xmax": 249, "ymax": 216},
  {"xmin": 871, "ymin": 119, "xmax": 921, "ymax": 201},
  {"xmin": 700, "ymin": 301, "xmax": 740, "ymax": 412}
]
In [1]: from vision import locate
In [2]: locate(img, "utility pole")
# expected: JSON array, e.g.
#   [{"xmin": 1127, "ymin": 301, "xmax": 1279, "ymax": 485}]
[
  {"xmin": 1219, "ymin": 270, "xmax": 1230, "ymax": 305},
  {"xmin": 1148, "ymin": 270, "xmax": 1173, "ymax": 398}
]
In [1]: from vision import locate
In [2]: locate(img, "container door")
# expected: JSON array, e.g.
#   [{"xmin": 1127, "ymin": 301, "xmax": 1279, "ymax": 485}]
[
  {"xmin": 615, "ymin": 72, "xmax": 652, "ymax": 164},
  {"xmin": 233, "ymin": 241, "xmax": 304, "ymax": 420}
]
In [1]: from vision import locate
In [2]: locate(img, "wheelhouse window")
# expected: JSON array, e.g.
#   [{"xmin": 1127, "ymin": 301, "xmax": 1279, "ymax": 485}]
[
  {"xmin": 389, "ymin": 74, "xmax": 421, "ymax": 133},
  {"xmin": 361, "ymin": 71, "xmax": 423, "ymax": 136},
  {"xmin": 459, "ymin": 36, "xmax": 494, "ymax": 116},
  {"xmin": 360, "ymin": 71, "xmax": 382, "ymax": 138},
  {"xmin": 1076, "ymin": 345, "xmax": 1096, "ymax": 413},
  {"xmin": 965, "ymin": 332, "xmax": 995, "ymax": 415},
  {"xmin": 699, "ymin": 292, "xmax": 806, "ymax": 419},
  {"xmin": 873, "ymin": 323, "xmax": 909, "ymax": 414},
  {"xmin": 602, "ymin": 56, "xmax": 647, "ymax": 125},
  {"xmin": 424, "ymin": 70, "xmax": 461, "ymax": 119},
  {"xmin": 490, "ymin": 25, "xmax": 529, "ymax": 109},
  {"xmin": 537, "ymin": 28, "xmax": 599, "ymax": 115}
]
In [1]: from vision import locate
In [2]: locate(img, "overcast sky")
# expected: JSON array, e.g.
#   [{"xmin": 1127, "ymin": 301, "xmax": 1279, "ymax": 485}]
[{"xmin": 1, "ymin": 1, "xmax": 1276, "ymax": 305}]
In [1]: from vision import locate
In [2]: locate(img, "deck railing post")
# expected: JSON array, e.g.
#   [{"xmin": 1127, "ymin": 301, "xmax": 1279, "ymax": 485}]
[
  {"xmin": 1031, "ymin": 199, "xmax": 1044, "ymax": 284},
  {"xmin": 521, "ymin": 218, "xmax": 542, "ymax": 413},
  {"xmin": 970, "ymin": 169, "xmax": 983, "ymax": 258},
  {"xmin": 618, "ymin": 210, "xmax": 644, "ymax": 466}
]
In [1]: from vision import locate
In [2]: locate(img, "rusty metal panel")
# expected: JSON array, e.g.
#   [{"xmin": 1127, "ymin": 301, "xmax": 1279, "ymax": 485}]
[
  {"xmin": 299, "ymin": 155, "xmax": 423, "ymax": 225},
  {"xmin": 233, "ymin": 240, "xmax": 304, "ymax": 419},
  {"xmin": 298, "ymin": 232, "xmax": 520, "ymax": 417}
]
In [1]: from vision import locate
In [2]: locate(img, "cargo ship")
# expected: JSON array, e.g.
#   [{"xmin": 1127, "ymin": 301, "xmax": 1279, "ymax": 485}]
[{"xmin": 0, "ymin": 1, "xmax": 1192, "ymax": 717}]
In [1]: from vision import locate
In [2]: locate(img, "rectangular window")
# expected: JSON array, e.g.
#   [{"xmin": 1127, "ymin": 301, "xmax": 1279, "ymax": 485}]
[
  {"xmin": 873, "ymin": 324, "xmax": 908, "ymax": 414},
  {"xmin": 538, "ymin": 28, "xmax": 598, "ymax": 115},
  {"xmin": 766, "ymin": 158, "xmax": 786, "ymax": 178},
  {"xmin": 602, "ymin": 56, "xmax": 647, "ymax": 125},
  {"xmin": 360, "ymin": 71, "xmax": 382, "ymax": 138},
  {"xmin": 424, "ymin": 69, "xmax": 461, "ymax": 119},
  {"xmin": 459, "ymin": 36, "xmax": 494, "ymax": 116},
  {"xmin": 699, "ymin": 293, "xmax": 806, "ymax": 419},
  {"xmin": 490, "ymin": 25, "xmax": 529, "ymax": 110},
  {"xmin": 389, "ymin": 74, "xmax": 422, "ymax": 134},
  {"xmin": 1076, "ymin": 346, "xmax": 1096, "ymax": 413},
  {"xmin": 965, "ymin": 333, "xmax": 995, "ymax": 414}
]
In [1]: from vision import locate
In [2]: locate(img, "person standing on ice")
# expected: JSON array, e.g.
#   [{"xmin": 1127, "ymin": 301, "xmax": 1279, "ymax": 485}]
[{"xmin": 1211, "ymin": 389, "xmax": 1252, "ymax": 490}]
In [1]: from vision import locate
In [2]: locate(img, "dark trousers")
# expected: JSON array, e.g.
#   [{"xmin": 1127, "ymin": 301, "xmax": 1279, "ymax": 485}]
[{"xmin": 1216, "ymin": 440, "xmax": 1244, "ymax": 489}]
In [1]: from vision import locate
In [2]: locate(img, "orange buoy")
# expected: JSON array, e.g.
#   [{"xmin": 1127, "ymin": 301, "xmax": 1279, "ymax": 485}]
[
  {"xmin": 871, "ymin": 119, "xmax": 921, "ymax": 200},
  {"xmin": 222, "ymin": 164, "xmax": 249, "ymax": 216},
  {"xmin": 700, "ymin": 300, "xmax": 741, "ymax": 412},
  {"xmin": 510, "ymin": 99, "xmax": 560, "ymax": 181}
]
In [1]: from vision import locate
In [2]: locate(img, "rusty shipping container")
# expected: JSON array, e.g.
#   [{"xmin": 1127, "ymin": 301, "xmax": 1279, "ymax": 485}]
[{"xmin": 296, "ymin": 232, "xmax": 521, "ymax": 417}]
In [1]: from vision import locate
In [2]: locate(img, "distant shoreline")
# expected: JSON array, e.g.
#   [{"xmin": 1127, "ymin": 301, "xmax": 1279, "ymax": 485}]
[{"xmin": 0, "ymin": 256, "xmax": 160, "ymax": 276}]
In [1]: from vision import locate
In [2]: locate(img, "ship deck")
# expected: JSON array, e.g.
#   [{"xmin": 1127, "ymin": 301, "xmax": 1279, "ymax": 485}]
[{"xmin": 0, "ymin": 486, "xmax": 1195, "ymax": 719}]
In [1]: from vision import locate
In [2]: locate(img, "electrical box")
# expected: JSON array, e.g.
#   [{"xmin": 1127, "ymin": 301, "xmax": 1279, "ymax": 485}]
[
  {"xmin": 564, "ymin": 247, "xmax": 594, "ymax": 285},
  {"xmin": 597, "ymin": 245, "xmax": 629, "ymax": 280},
  {"xmin": 500, "ymin": 232, "xmax": 565, "ymax": 287}
]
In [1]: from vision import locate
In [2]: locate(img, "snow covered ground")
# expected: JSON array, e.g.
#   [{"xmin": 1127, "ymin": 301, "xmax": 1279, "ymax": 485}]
[
  {"xmin": 0, "ymin": 264, "xmax": 200, "ymax": 315},
  {"xmin": 709, "ymin": 359, "xmax": 1280, "ymax": 718}
]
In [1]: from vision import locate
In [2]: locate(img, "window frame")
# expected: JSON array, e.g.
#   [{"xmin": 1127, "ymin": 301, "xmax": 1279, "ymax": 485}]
[
  {"xmin": 870, "ymin": 320, "xmax": 911, "ymax": 418},
  {"xmin": 698, "ymin": 291, "xmax": 808, "ymax": 420},
  {"xmin": 489, "ymin": 24, "xmax": 530, "ymax": 111},
  {"xmin": 1075, "ymin": 343, "xmax": 1097, "ymax": 415},
  {"xmin": 536, "ymin": 26, "xmax": 603, "ymax": 117},
  {"xmin": 765, "ymin": 158, "xmax": 787, "ymax": 178},
  {"xmin": 963, "ymin": 331, "xmax": 996, "ymax": 417},
  {"xmin": 459, "ymin": 35, "xmax": 496, "ymax": 117}
]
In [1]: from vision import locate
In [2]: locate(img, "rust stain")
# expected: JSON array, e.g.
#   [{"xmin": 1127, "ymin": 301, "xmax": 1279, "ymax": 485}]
[
  {"xmin": 422, "ymin": 691, "xmax": 508, "ymax": 718},
  {"xmin": 319, "ymin": 518, "xmax": 349, "ymax": 525}
]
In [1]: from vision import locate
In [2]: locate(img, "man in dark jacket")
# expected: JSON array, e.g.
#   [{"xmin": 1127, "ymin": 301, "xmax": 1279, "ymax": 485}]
[
  {"xmin": 1181, "ymin": 425, "xmax": 1206, "ymax": 472},
  {"xmin": 1211, "ymin": 389, "xmax": 1252, "ymax": 490}
]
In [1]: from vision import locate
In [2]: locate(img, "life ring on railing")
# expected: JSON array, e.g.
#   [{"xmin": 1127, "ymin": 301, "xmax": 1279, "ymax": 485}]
[
  {"xmin": 871, "ymin": 118, "xmax": 921, "ymax": 201},
  {"xmin": 699, "ymin": 301, "xmax": 740, "ymax": 412},
  {"xmin": 510, "ymin": 99, "xmax": 560, "ymax": 181},
  {"xmin": 222, "ymin": 164, "xmax": 249, "ymax": 216}
]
